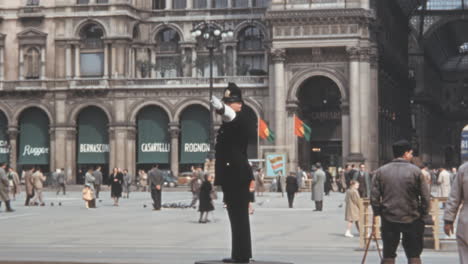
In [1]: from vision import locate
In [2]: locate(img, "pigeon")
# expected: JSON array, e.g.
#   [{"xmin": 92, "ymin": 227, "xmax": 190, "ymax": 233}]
[
  {"xmin": 143, "ymin": 204, "xmax": 147, "ymax": 208},
  {"xmin": 58, "ymin": 202, "xmax": 62, "ymax": 206},
  {"xmin": 50, "ymin": 202, "xmax": 54, "ymax": 207}
]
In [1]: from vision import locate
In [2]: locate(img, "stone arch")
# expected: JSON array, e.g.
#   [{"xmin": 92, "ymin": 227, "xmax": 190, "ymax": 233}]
[
  {"xmin": 151, "ymin": 23, "xmax": 185, "ymax": 43},
  {"xmin": 173, "ymin": 99, "xmax": 210, "ymax": 122},
  {"xmin": 0, "ymin": 104, "xmax": 12, "ymax": 126},
  {"xmin": 288, "ymin": 67, "xmax": 349, "ymax": 103},
  {"xmin": 128, "ymin": 100, "xmax": 173, "ymax": 124},
  {"xmin": 13, "ymin": 103, "xmax": 53, "ymax": 127},
  {"xmin": 74, "ymin": 19, "xmax": 108, "ymax": 38},
  {"xmin": 242, "ymin": 99, "xmax": 262, "ymax": 120},
  {"xmin": 234, "ymin": 21, "xmax": 270, "ymax": 41},
  {"xmin": 68, "ymin": 103, "xmax": 113, "ymax": 126}
]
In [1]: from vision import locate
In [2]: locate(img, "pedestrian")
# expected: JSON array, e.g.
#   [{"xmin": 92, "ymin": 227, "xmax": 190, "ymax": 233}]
[
  {"xmin": 324, "ymin": 168, "xmax": 333, "ymax": 196},
  {"xmin": 344, "ymin": 180, "xmax": 360, "ymax": 238},
  {"xmin": 437, "ymin": 167, "xmax": 451, "ymax": 198},
  {"xmin": 311, "ymin": 163, "xmax": 326, "ymax": 211},
  {"xmin": 122, "ymin": 169, "xmax": 132, "ymax": 199},
  {"xmin": 24, "ymin": 167, "xmax": 35, "ymax": 206},
  {"xmin": 0, "ymin": 163, "xmax": 14, "ymax": 212},
  {"xmin": 198, "ymin": 174, "xmax": 215, "ymax": 223},
  {"xmin": 92, "ymin": 166, "xmax": 103, "ymax": 199},
  {"xmin": 148, "ymin": 164, "xmax": 164, "ymax": 210},
  {"xmin": 7, "ymin": 167, "xmax": 20, "ymax": 200},
  {"xmin": 109, "ymin": 167, "xmax": 123, "ymax": 206},
  {"xmin": 254, "ymin": 168, "xmax": 265, "ymax": 197},
  {"xmin": 296, "ymin": 166, "xmax": 304, "ymax": 190},
  {"xmin": 444, "ymin": 163, "xmax": 468, "ymax": 263},
  {"xmin": 56, "ymin": 168, "xmax": 66, "ymax": 195},
  {"xmin": 370, "ymin": 140, "xmax": 431, "ymax": 264},
  {"xmin": 189, "ymin": 171, "xmax": 201, "ymax": 208},
  {"xmin": 421, "ymin": 163, "xmax": 432, "ymax": 192},
  {"xmin": 353, "ymin": 163, "xmax": 372, "ymax": 198},
  {"xmin": 344, "ymin": 164, "xmax": 354, "ymax": 189},
  {"xmin": 277, "ymin": 170, "xmax": 285, "ymax": 197},
  {"xmin": 139, "ymin": 169, "xmax": 148, "ymax": 192},
  {"xmin": 211, "ymin": 82, "xmax": 255, "ymax": 263},
  {"xmin": 249, "ymin": 182, "xmax": 255, "ymax": 215},
  {"xmin": 337, "ymin": 167, "xmax": 346, "ymax": 192},
  {"xmin": 286, "ymin": 172, "xmax": 299, "ymax": 208},
  {"xmin": 30, "ymin": 167, "xmax": 46, "ymax": 206},
  {"xmin": 83, "ymin": 167, "xmax": 96, "ymax": 208},
  {"xmin": 450, "ymin": 167, "xmax": 457, "ymax": 186}
]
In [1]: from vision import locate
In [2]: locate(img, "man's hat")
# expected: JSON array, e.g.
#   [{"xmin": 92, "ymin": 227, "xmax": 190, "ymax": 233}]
[
  {"xmin": 222, "ymin": 82, "xmax": 243, "ymax": 103},
  {"xmin": 392, "ymin": 139, "xmax": 412, "ymax": 158}
]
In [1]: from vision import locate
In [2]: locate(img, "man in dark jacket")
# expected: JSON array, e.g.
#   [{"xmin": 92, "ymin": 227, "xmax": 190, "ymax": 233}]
[
  {"xmin": 212, "ymin": 82, "xmax": 255, "ymax": 263},
  {"xmin": 353, "ymin": 163, "xmax": 371, "ymax": 198},
  {"xmin": 148, "ymin": 164, "xmax": 164, "ymax": 210},
  {"xmin": 371, "ymin": 140, "xmax": 431, "ymax": 264}
]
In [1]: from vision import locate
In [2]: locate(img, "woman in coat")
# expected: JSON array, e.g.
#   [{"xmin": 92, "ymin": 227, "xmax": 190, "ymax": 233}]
[
  {"xmin": 438, "ymin": 168, "xmax": 451, "ymax": 198},
  {"xmin": 198, "ymin": 174, "xmax": 215, "ymax": 223},
  {"xmin": 286, "ymin": 173, "xmax": 299, "ymax": 208},
  {"xmin": 344, "ymin": 180, "xmax": 361, "ymax": 238},
  {"xmin": 254, "ymin": 168, "xmax": 265, "ymax": 197},
  {"xmin": 84, "ymin": 168, "xmax": 96, "ymax": 208},
  {"xmin": 109, "ymin": 167, "xmax": 123, "ymax": 206}
]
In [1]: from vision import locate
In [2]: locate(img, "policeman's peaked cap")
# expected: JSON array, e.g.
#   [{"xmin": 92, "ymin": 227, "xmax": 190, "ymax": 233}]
[{"xmin": 222, "ymin": 82, "xmax": 243, "ymax": 103}]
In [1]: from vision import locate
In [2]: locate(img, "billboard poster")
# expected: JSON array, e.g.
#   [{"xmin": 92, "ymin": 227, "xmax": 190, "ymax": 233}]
[{"xmin": 265, "ymin": 153, "xmax": 287, "ymax": 177}]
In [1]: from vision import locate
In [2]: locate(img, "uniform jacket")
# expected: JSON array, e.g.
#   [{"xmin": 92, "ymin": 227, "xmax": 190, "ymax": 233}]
[
  {"xmin": 371, "ymin": 158, "xmax": 431, "ymax": 223},
  {"xmin": 214, "ymin": 109, "xmax": 254, "ymax": 190},
  {"xmin": 444, "ymin": 162, "xmax": 468, "ymax": 245},
  {"xmin": 311, "ymin": 169, "xmax": 326, "ymax": 201}
]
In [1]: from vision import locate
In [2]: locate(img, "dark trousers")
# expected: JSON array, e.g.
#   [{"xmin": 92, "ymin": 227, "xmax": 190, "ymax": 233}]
[
  {"xmin": 314, "ymin": 201, "xmax": 323, "ymax": 211},
  {"xmin": 287, "ymin": 192, "xmax": 295, "ymax": 208},
  {"xmin": 381, "ymin": 217, "xmax": 425, "ymax": 259},
  {"xmin": 224, "ymin": 188, "xmax": 252, "ymax": 260},
  {"xmin": 25, "ymin": 190, "xmax": 34, "ymax": 206},
  {"xmin": 56, "ymin": 183, "xmax": 66, "ymax": 195},
  {"xmin": 151, "ymin": 188, "xmax": 162, "ymax": 210},
  {"xmin": 94, "ymin": 184, "xmax": 101, "ymax": 199}
]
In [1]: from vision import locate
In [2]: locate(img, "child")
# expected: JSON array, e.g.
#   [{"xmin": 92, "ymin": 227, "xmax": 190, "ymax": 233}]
[
  {"xmin": 344, "ymin": 180, "xmax": 361, "ymax": 237},
  {"xmin": 198, "ymin": 174, "xmax": 215, "ymax": 223}
]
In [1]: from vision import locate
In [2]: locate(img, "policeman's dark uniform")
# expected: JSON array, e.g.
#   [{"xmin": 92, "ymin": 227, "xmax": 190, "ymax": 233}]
[{"xmin": 214, "ymin": 83, "xmax": 254, "ymax": 263}]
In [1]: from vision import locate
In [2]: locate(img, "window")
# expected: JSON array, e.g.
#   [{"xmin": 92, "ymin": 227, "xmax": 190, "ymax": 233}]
[
  {"xmin": 153, "ymin": 0, "xmax": 165, "ymax": 9},
  {"xmin": 24, "ymin": 47, "xmax": 40, "ymax": 79},
  {"xmin": 237, "ymin": 26, "xmax": 266, "ymax": 75},
  {"xmin": 194, "ymin": 0, "xmax": 207, "ymax": 8},
  {"xmin": 233, "ymin": 0, "xmax": 248, "ymax": 7},
  {"xmin": 155, "ymin": 29, "xmax": 181, "ymax": 77},
  {"xmin": 96, "ymin": 0, "xmax": 109, "ymax": 3},
  {"xmin": 173, "ymin": 0, "xmax": 187, "ymax": 9},
  {"xmin": 156, "ymin": 28, "xmax": 180, "ymax": 53},
  {"xmin": 252, "ymin": 0, "xmax": 270, "ymax": 7},
  {"xmin": 77, "ymin": 0, "xmax": 89, "ymax": 4},
  {"xmin": 80, "ymin": 23, "xmax": 105, "ymax": 77},
  {"xmin": 212, "ymin": 0, "xmax": 228, "ymax": 8},
  {"xmin": 26, "ymin": 0, "xmax": 40, "ymax": 6}
]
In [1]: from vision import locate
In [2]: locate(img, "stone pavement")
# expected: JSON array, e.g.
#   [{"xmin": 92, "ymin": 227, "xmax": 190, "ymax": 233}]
[{"xmin": 0, "ymin": 189, "xmax": 459, "ymax": 264}]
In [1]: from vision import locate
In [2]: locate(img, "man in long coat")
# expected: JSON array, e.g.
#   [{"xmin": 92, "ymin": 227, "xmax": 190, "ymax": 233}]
[
  {"xmin": 148, "ymin": 164, "xmax": 164, "ymax": 210},
  {"xmin": 212, "ymin": 82, "xmax": 255, "ymax": 263},
  {"xmin": 24, "ymin": 167, "xmax": 35, "ymax": 206},
  {"xmin": 444, "ymin": 163, "xmax": 468, "ymax": 263},
  {"xmin": 311, "ymin": 163, "xmax": 326, "ymax": 211},
  {"xmin": 0, "ymin": 162, "xmax": 14, "ymax": 212}
]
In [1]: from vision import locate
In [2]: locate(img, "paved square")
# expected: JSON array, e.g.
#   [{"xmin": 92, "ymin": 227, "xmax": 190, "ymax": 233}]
[{"xmin": 0, "ymin": 189, "xmax": 458, "ymax": 264}]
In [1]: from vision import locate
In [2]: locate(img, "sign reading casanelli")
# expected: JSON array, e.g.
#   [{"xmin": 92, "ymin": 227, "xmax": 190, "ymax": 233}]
[{"xmin": 140, "ymin": 143, "xmax": 170, "ymax": 153}]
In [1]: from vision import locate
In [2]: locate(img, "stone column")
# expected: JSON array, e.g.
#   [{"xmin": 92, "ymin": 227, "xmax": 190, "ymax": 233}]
[
  {"xmin": 0, "ymin": 47, "xmax": 4, "ymax": 80},
  {"xmin": 40, "ymin": 46, "xmax": 46, "ymax": 80},
  {"xmin": 66, "ymin": 129, "xmax": 76, "ymax": 183},
  {"xmin": 49, "ymin": 128, "xmax": 56, "ymax": 174},
  {"xmin": 368, "ymin": 46, "xmax": 379, "ymax": 170},
  {"xmin": 227, "ymin": 0, "xmax": 232, "ymax": 8},
  {"xmin": 341, "ymin": 102, "xmax": 350, "ymax": 161},
  {"xmin": 361, "ymin": 0, "xmax": 369, "ymax": 9},
  {"xmin": 66, "ymin": 45, "xmax": 72, "ymax": 79},
  {"xmin": 286, "ymin": 102, "xmax": 298, "ymax": 171},
  {"xmin": 74, "ymin": 44, "xmax": 80, "ymax": 78},
  {"xmin": 111, "ymin": 44, "xmax": 117, "ymax": 78},
  {"xmin": 359, "ymin": 47, "xmax": 371, "ymax": 163},
  {"xmin": 104, "ymin": 43, "xmax": 109, "ymax": 78},
  {"xmin": 166, "ymin": 0, "xmax": 172, "ymax": 9},
  {"xmin": 150, "ymin": 48, "xmax": 157, "ymax": 78},
  {"xmin": 169, "ymin": 122, "xmax": 180, "ymax": 177},
  {"xmin": 271, "ymin": 49, "xmax": 286, "ymax": 147},
  {"xmin": 191, "ymin": 48, "xmax": 197, "ymax": 77},
  {"xmin": 346, "ymin": 47, "xmax": 364, "ymax": 162},
  {"xmin": 109, "ymin": 128, "xmax": 116, "ymax": 171},
  {"xmin": 186, "ymin": 0, "xmax": 193, "ymax": 8},
  {"xmin": 8, "ymin": 127, "xmax": 18, "ymax": 170},
  {"xmin": 126, "ymin": 127, "xmax": 136, "ymax": 177},
  {"xmin": 19, "ymin": 48, "xmax": 24, "ymax": 80}
]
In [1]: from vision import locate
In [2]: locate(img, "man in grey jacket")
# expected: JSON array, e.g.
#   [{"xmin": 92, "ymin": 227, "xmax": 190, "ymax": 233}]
[
  {"xmin": 148, "ymin": 164, "xmax": 164, "ymax": 210},
  {"xmin": 311, "ymin": 163, "xmax": 326, "ymax": 211},
  {"xmin": 0, "ymin": 162, "xmax": 14, "ymax": 212},
  {"xmin": 371, "ymin": 140, "xmax": 430, "ymax": 264},
  {"xmin": 56, "ymin": 168, "xmax": 66, "ymax": 195},
  {"xmin": 93, "ymin": 166, "xmax": 103, "ymax": 199}
]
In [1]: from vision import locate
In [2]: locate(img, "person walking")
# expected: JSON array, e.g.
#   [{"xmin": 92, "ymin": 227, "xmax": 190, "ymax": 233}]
[
  {"xmin": 211, "ymin": 82, "xmax": 255, "ymax": 263},
  {"xmin": 295, "ymin": 166, "xmax": 304, "ymax": 190},
  {"xmin": 56, "ymin": 168, "xmax": 66, "ymax": 195},
  {"xmin": 109, "ymin": 167, "xmax": 123, "ymax": 206},
  {"xmin": 30, "ymin": 167, "xmax": 46, "ymax": 206},
  {"xmin": 189, "ymin": 172, "xmax": 201, "ymax": 208},
  {"xmin": 122, "ymin": 169, "xmax": 132, "ymax": 199},
  {"xmin": 7, "ymin": 167, "xmax": 20, "ymax": 200},
  {"xmin": 254, "ymin": 168, "xmax": 265, "ymax": 197},
  {"xmin": 444, "ymin": 162, "xmax": 468, "ymax": 263},
  {"xmin": 84, "ymin": 168, "xmax": 96, "ymax": 208},
  {"xmin": 198, "ymin": 174, "xmax": 215, "ymax": 223},
  {"xmin": 324, "ymin": 168, "xmax": 333, "ymax": 196},
  {"xmin": 437, "ymin": 167, "xmax": 451, "ymax": 198},
  {"xmin": 24, "ymin": 167, "xmax": 35, "ymax": 206},
  {"xmin": 276, "ymin": 170, "xmax": 285, "ymax": 197},
  {"xmin": 148, "ymin": 164, "xmax": 164, "ymax": 210},
  {"xmin": 139, "ymin": 169, "xmax": 148, "ymax": 192},
  {"xmin": 0, "ymin": 163, "xmax": 14, "ymax": 212},
  {"xmin": 92, "ymin": 166, "xmax": 103, "ymax": 199},
  {"xmin": 311, "ymin": 163, "xmax": 326, "ymax": 211},
  {"xmin": 344, "ymin": 180, "xmax": 360, "ymax": 238},
  {"xmin": 286, "ymin": 172, "xmax": 299, "ymax": 208},
  {"xmin": 371, "ymin": 140, "xmax": 431, "ymax": 264}
]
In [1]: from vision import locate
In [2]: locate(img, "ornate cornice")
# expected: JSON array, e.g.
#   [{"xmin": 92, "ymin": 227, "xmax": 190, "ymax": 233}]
[
  {"xmin": 271, "ymin": 48, "xmax": 286, "ymax": 62},
  {"xmin": 266, "ymin": 8, "xmax": 375, "ymax": 25},
  {"xmin": 346, "ymin": 47, "xmax": 360, "ymax": 61}
]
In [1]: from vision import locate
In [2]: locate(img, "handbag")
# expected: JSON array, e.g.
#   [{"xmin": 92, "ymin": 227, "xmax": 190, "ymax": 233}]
[{"xmin": 82, "ymin": 187, "xmax": 94, "ymax": 201}]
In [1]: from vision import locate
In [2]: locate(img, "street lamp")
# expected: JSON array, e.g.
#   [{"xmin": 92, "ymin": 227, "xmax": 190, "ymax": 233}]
[{"xmin": 191, "ymin": 22, "xmax": 233, "ymax": 160}]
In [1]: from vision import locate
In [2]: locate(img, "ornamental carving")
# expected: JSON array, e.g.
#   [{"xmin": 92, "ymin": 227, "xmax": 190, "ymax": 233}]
[
  {"xmin": 359, "ymin": 47, "xmax": 371, "ymax": 62},
  {"xmin": 271, "ymin": 49, "xmax": 286, "ymax": 62},
  {"xmin": 346, "ymin": 47, "xmax": 361, "ymax": 61}
]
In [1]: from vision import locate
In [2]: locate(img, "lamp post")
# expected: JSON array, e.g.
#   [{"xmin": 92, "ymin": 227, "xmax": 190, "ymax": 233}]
[{"xmin": 191, "ymin": 22, "xmax": 233, "ymax": 160}]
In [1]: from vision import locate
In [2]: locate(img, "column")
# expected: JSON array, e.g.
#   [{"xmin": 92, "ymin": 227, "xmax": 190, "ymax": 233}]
[
  {"xmin": 126, "ymin": 127, "xmax": 136, "ymax": 177},
  {"xmin": 0, "ymin": 47, "xmax": 4, "ymax": 80},
  {"xmin": 191, "ymin": 48, "xmax": 197, "ymax": 77},
  {"xmin": 104, "ymin": 43, "xmax": 109, "ymax": 78},
  {"xmin": 368, "ymin": 46, "xmax": 379, "ymax": 170},
  {"xmin": 74, "ymin": 44, "xmax": 80, "ymax": 78},
  {"xmin": 127, "ymin": 47, "xmax": 132, "ymax": 78},
  {"xmin": 341, "ymin": 102, "xmax": 350, "ymax": 161},
  {"xmin": 227, "ymin": 0, "xmax": 232, "ymax": 8},
  {"xmin": 169, "ymin": 122, "xmax": 180, "ymax": 177},
  {"xmin": 359, "ymin": 47, "xmax": 371, "ymax": 163},
  {"xmin": 66, "ymin": 45, "xmax": 72, "ymax": 79},
  {"xmin": 186, "ymin": 0, "xmax": 193, "ymax": 8},
  {"xmin": 286, "ymin": 103, "xmax": 298, "ymax": 171},
  {"xmin": 40, "ymin": 47, "xmax": 46, "ymax": 80},
  {"xmin": 150, "ymin": 48, "xmax": 157, "ymax": 78},
  {"xmin": 49, "ymin": 129, "xmax": 56, "ymax": 174},
  {"xmin": 111, "ymin": 44, "xmax": 116, "ymax": 78},
  {"xmin": 8, "ymin": 127, "xmax": 18, "ymax": 170},
  {"xmin": 66, "ymin": 129, "xmax": 76, "ymax": 183},
  {"xmin": 19, "ymin": 48, "xmax": 24, "ymax": 80},
  {"xmin": 346, "ymin": 47, "xmax": 364, "ymax": 162},
  {"xmin": 166, "ymin": 0, "xmax": 172, "ymax": 9},
  {"xmin": 361, "ymin": 0, "xmax": 369, "ymax": 9},
  {"xmin": 272, "ymin": 49, "xmax": 286, "ymax": 148}
]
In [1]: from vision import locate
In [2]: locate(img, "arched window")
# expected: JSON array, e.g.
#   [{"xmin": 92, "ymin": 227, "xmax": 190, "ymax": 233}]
[
  {"xmin": 237, "ymin": 26, "xmax": 266, "ymax": 75},
  {"xmin": 155, "ymin": 28, "xmax": 181, "ymax": 78},
  {"xmin": 24, "ymin": 47, "xmax": 40, "ymax": 79},
  {"xmin": 80, "ymin": 23, "xmax": 105, "ymax": 77}
]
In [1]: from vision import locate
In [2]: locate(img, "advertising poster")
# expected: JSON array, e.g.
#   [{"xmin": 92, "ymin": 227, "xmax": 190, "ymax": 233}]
[{"xmin": 265, "ymin": 153, "xmax": 287, "ymax": 177}]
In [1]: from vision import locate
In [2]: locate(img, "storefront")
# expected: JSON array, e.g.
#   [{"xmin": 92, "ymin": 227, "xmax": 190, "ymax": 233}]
[
  {"xmin": 76, "ymin": 106, "xmax": 109, "ymax": 184},
  {"xmin": 0, "ymin": 112, "xmax": 8, "ymax": 164}
]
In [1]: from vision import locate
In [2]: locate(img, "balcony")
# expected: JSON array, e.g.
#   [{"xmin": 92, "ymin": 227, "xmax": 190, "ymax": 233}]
[
  {"xmin": 18, "ymin": 5, "xmax": 45, "ymax": 22},
  {"xmin": 270, "ymin": 0, "xmax": 361, "ymax": 10}
]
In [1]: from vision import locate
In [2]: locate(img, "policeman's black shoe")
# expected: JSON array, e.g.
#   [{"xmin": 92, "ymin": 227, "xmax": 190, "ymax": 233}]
[{"xmin": 222, "ymin": 258, "xmax": 250, "ymax": 263}]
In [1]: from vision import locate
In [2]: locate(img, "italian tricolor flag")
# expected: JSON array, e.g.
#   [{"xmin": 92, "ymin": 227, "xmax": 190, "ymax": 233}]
[
  {"xmin": 294, "ymin": 115, "xmax": 311, "ymax": 141},
  {"xmin": 258, "ymin": 118, "xmax": 275, "ymax": 143}
]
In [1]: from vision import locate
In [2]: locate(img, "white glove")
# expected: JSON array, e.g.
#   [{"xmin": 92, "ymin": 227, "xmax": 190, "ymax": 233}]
[
  {"xmin": 222, "ymin": 104, "xmax": 236, "ymax": 122},
  {"xmin": 210, "ymin": 95, "xmax": 223, "ymax": 110}
]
